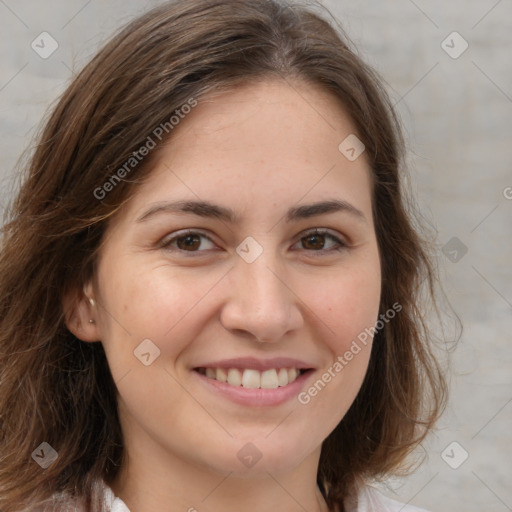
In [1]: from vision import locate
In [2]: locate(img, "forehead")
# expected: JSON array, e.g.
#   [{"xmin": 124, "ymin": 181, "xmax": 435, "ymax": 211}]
[
  {"xmin": 117, "ymin": 78, "xmax": 373, "ymax": 225},
  {"xmin": 171, "ymin": 78, "xmax": 361, "ymax": 157}
]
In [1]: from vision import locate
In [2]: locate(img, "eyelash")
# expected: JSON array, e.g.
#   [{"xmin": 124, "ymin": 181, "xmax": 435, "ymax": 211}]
[{"xmin": 159, "ymin": 228, "xmax": 348, "ymax": 256}]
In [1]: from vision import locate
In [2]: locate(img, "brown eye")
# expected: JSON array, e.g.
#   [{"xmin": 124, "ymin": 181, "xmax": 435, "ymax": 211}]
[
  {"xmin": 161, "ymin": 230, "xmax": 216, "ymax": 253},
  {"xmin": 297, "ymin": 229, "xmax": 347, "ymax": 253},
  {"xmin": 302, "ymin": 233, "xmax": 326, "ymax": 250},
  {"xmin": 176, "ymin": 233, "xmax": 202, "ymax": 251}
]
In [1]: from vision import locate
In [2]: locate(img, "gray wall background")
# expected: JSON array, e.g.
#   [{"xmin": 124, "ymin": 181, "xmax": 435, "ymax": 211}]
[{"xmin": 1, "ymin": 1, "xmax": 511, "ymax": 511}]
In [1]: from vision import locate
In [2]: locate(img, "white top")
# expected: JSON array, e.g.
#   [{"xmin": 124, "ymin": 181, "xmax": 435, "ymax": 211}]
[
  {"xmin": 102, "ymin": 482, "xmax": 431, "ymax": 512},
  {"xmin": 103, "ymin": 485, "xmax": 129, "ymax": 512}
]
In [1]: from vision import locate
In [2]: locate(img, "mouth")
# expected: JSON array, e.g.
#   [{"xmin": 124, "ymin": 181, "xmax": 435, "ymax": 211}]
[
  {"xmin": 194, "ymin": 367, "xmax": 313, "ymax": 389},
  {"xmin": 191, "ymin": 357, "xmax": 316, "ymax": 406}
]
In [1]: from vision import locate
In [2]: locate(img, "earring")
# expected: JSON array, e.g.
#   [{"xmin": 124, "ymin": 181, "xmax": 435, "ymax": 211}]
[{"xmin": 89, "ymin": 319, "xmax": 95, "ymax": 324}]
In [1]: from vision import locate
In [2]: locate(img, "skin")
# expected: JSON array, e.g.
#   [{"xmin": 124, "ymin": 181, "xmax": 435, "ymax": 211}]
[{"xmin": 65, "ymin": 78, "xmax": 382, "ymax": 512}]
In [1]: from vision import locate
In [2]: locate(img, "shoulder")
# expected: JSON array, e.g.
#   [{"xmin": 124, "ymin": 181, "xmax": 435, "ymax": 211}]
[
  {"xmin": 103, "ymin": 484, "xmax": 131, "ymax": 512},
  {"xmin": 25, "ymin": 480, "xmax": 130, "ymax": 512},
  {"xmin": 344, "ymin": 481, "xmax": 432, "ymax": 512}
]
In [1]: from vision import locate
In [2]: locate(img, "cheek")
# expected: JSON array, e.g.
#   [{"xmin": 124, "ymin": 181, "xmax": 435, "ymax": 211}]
[
  {"xmin": 309, "ymin": 260, "xmax": 381, "ymax": 353},
  {"xmin": 95, "ymin": 257, "xmax": 219, "ymax": 368},
  {"xmin": 297, "ymin": 264, "xmax": 381, "ymax": 425}
]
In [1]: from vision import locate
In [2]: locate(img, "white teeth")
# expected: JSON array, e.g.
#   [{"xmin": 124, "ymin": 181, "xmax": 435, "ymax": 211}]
[
  {"xmin": 216, "ymin": 368, "xmax": 228, "ymax": 383},
  {"xmin": 202, "ymin": 367, "xmax": 304, "ymax": 388},
  {"xmin": 227, "ymin": 368, "xmax": 242, "ymax": 387},
  {"xmin": 260, "ymin": 369, "xmax": 279, "ymax": 389},
  {"xmin": 242, "ymin": 369, "xmax": 260, "ymax": 388},
  {"xmin": 277, "ymin": 368, "xmax": 288, "ymax": 387},
  {"xmin": 288, "ymin": 368, "xmax": 298, "ymax": 382}
]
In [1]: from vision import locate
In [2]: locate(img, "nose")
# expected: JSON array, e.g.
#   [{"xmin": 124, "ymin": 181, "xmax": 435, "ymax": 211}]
[{"xmin": 220, "ymin": 250, "xmax": 303, "ymax": 343}]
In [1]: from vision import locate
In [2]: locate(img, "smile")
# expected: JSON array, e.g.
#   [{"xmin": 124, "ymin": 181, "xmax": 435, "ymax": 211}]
[{"xmin": 195, "ymin": 367, "xmax": 308, "ymax": 389}]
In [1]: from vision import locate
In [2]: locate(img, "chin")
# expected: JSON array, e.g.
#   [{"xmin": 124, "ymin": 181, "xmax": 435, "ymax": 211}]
[{"xmin": 203, "ymin": 436, "xmax": 316, "ymax": 477}]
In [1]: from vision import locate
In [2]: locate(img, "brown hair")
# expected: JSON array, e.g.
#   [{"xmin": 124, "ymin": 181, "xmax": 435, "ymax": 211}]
[{"xmin": 0, "ymin": 1, "xmax": 453, "ymax": 510}]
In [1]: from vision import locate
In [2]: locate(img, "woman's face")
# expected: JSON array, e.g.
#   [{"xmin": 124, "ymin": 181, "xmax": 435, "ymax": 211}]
[{"xmin": 83, "ymin": 79, "xmax": 381, "ymax": 478}]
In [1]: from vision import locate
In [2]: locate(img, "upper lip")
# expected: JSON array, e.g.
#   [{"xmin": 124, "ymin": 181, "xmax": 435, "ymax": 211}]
[{"xmin": 193, "ymin": 357, "xmax": 315, "ymax": 371}]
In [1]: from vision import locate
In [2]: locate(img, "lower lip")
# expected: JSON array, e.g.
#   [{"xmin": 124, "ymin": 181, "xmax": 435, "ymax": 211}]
[{"xmin": 191, "ymin": 369, "xmax": 314, "ymax": 407}]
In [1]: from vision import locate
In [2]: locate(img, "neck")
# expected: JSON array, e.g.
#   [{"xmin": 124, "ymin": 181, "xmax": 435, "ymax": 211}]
[{"xmin": 109, "ymin": 440, "xmax": 331, "ymax": 512}]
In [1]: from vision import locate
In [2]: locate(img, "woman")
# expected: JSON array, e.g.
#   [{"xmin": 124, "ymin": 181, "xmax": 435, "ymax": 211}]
[{"xmin": 0, "ymin": 1, "xmax": 449, "ymax": 511}]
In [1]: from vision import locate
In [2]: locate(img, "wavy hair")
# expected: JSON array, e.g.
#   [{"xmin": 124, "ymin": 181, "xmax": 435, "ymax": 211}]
[{"xmin": 0, "ymin": 1, "xmax": 452, "ymax": 510}]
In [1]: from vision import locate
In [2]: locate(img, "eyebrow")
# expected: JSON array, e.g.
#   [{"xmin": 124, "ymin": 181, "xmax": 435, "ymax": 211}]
[{"xmin": 136, "ymin": 199, "xmax": 367, "ymax": 224}]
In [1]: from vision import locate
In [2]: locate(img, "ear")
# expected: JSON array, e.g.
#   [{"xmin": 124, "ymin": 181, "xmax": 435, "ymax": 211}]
[{"xmin": 62, "ymin": 282, "xmax": 100, "ymax": 342}]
